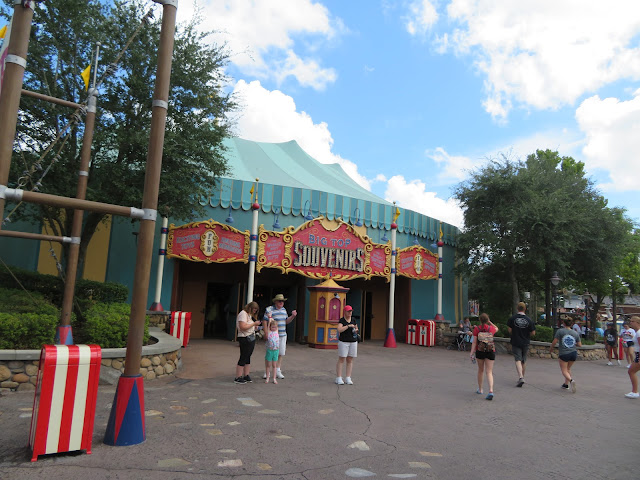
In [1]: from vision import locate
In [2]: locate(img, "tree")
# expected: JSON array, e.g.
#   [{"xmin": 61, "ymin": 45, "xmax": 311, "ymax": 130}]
[
  {"xmin": 454, "ymin": 149, "xmax": 633, "ymax": 321},
  {"xmin": 2, "ymin": 0, "xmax": 236, "ymax": 275}
]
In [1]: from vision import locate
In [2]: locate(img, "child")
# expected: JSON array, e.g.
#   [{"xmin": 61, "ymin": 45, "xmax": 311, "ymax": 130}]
[{"xmin": 265, "ymin": 319, "xmax": 280, "ymax": 384}]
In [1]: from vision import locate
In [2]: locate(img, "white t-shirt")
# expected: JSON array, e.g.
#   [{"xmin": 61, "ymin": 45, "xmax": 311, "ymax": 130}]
[
  {"xmin": 621, "ymin": 327, "xmax": 635, "ymax": 343},
  {"xmin": 631, "ymin": 329, "xmax": 639, "ymax": 351}
]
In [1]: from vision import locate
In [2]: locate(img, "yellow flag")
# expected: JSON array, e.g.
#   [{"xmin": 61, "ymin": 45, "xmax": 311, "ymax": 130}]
[
  {"xmin": 249, "ymin": 184, "xmax": 254, "ymax": 195},
  {"xmin": 80, "ymin": 65, "xmax": 91, "ymax": 90},
  {"xmin": 393, "ymin": 206, "xmax": 401, "ymax": 223},
  {"xmin": 0, "ymin": 25, "xmax": 6, "ymax": 39},
  {"xmin": 439, "ymin": 224, "xmax": 443, "ymax": 239}
]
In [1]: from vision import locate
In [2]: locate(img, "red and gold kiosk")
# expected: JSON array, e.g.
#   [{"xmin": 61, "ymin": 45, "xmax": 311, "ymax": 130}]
[{"xmin": 307, "ymin": 278, "xmax": 349, "ymax": 349}]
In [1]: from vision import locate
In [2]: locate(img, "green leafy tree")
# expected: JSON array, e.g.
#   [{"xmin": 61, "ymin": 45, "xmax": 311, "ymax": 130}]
[{"xmin": 2, "ymin": 0, "xmax": 236, "ymax": 275}]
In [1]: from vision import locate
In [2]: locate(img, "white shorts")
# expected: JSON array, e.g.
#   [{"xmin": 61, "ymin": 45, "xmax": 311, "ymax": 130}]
[
  {"xmin": 338, "ymin": 341, "xmax": 357, "ymax": 358},
  {"xmin": 278, "ymin": 334, "xmax": 287, "ymax": 356}
]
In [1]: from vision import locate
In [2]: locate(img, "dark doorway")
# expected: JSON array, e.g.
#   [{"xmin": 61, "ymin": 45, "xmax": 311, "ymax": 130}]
[
  {"xmin": 364, "ymin": 291, "xmax": 373, "ymax": 340},
  {"xmin": 205, "ymin": 283, "xmax": 233, "ymax": 339}
]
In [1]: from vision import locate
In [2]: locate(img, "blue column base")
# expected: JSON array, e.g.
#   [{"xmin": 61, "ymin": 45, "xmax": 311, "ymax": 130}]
[
  {"xmin": 54, "ymin": 325, "xmax": 73, "ymax": 345},
  {"xmin": 104, "ymin": 375, "xmax": 146, "ymax": 446}
]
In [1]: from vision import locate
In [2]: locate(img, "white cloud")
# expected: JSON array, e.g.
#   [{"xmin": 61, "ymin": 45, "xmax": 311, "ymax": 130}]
[
  {"xmin": 427, "ymin": 147, "xmax": 478, "ymax": 181},
  {"xmin": 442, "ymin": 0, "xmax": 640, "ymax": 119},
  {"xmin": 230, "ymin": 80, "xmax": 371, "ymax": 189},
  {"xmin": 176, "ymin": 0, "xmax": 338, "ymax": 90},
  {"xmin": 405, "ymin": 0, "xmax": 439, "ymax": 36},
  {"xmin": 576, "ymin": 91, "xmax": 640, "ymax": 191},
  {"xmin": 384, "ymin": 175, "xmax": 464, "ymax": 229}
]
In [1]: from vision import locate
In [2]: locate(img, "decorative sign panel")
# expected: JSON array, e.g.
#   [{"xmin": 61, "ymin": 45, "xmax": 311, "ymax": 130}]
[
  {"xmin": 396, "ymin": 245, "xmax": 438, "ymax": 280},
  {"xmin": 257, "ymin": 217, "xmax": 391, "ymax": 281},
  {"xmin": 166, "ymin": 219, "xmax": 249, "ymax": 264}
]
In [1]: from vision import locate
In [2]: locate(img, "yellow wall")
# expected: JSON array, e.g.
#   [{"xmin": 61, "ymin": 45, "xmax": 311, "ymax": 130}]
[{"xmin": 37, "ymin": 215, "xmax": 112, "ymax": 281}]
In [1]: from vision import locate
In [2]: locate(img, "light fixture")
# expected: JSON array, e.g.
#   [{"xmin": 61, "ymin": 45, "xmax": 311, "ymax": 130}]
[
  {"xmin": 381, "ymin": 229, "xmax": 389, "ymax": 242},
  {"xmin": 303, "ymin": 200, "xmax": 313, "ymax": 221},
  {"xmin": 225, "ymin": 205, "xmax": 234, "ymax": 224},
  {"xmin": 272, "ymin": 207, "xmax": 281, "ymax": 230},
  {"xmin": 353, "ymin": 207, "xmax": 363, "ymax": 227},
  {"xmin": 550, "ymin": 271, "xmax": 561, "ymax": 286}
]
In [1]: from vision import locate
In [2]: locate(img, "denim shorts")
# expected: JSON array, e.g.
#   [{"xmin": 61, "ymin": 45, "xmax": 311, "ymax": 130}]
[{"xmin": 559, "ymin": 351, "xmax": 578, "ymax": 362}]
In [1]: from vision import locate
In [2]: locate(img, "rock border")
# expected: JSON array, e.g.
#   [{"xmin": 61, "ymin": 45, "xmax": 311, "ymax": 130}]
[{"xmin": 0, "ymin": 327, "xmax": 182, "ymax": 393}]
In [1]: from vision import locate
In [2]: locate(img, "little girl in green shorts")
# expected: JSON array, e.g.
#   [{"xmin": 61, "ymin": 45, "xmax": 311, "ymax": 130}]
[{"xmin": 265, "ymin": 319, "xmax": 280, "ymax": 384}]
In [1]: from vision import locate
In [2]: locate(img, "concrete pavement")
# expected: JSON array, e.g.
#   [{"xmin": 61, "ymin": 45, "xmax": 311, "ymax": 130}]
[{"xmin": 0, "ymin": 339, "xmax": 636, "ymax": 479}]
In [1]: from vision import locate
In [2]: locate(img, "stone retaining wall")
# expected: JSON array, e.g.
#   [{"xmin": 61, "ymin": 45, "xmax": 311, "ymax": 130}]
[
  {"xmin": 0, "ymin": 326, "xmax": 181, "ymax": 394},
  {"xmin": 442, "ymin": 332, "xmax": 606, "ymax": 360}
]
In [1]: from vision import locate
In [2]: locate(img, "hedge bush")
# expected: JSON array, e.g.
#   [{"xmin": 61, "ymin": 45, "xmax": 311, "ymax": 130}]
[
  {"xmin": 0, "ymin": 288, "xmax": 59, "ymax": 316},
  {"xmin": 0, "ymin": 312, "xmax": 58, "ymax": 349},
  {"xmin": 81, "ymin": 302, "xmax": 149, "ymax": 348}
]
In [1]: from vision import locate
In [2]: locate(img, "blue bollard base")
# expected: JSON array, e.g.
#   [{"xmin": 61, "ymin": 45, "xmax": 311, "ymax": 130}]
[
  {"xmin": 104, "ymin": 375, "xmax": 146, "ymax": 446},
  {"xmin": 55, "ymin": 325, "xmax": 74, "ymax": 345}
]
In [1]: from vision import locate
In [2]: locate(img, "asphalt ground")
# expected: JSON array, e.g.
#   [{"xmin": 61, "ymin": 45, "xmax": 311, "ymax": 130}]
[{"xmin": 0, "ymin": 339, "xmax": 636, "ymax": 480}]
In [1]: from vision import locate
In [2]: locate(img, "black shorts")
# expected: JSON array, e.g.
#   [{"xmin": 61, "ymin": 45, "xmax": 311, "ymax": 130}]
[
  {"xmin": 476, "ymin": 350, "xmax": 496, "ymax": 361},
  {"xmin": 606, "ymin": 341, "xmax": 616, "ymax": 347},
  {"xmin": 627, "ymin": 341, "xmax": 635, "ymax": 348},
  {"xmin": 559, "ymin": 351, "xmax": 578, "ymax": 362}
]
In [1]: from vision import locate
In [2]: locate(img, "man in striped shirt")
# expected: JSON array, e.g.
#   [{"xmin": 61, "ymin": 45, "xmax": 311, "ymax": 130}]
[{"xmin": 263, "ymin": 294, "xmax": 297, "ymax": 379}]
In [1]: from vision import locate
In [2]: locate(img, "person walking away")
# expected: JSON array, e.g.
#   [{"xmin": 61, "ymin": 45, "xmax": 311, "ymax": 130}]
[
  {"xmin": 550, "ymin": 318, "xmax": 582, "ymax": 393},
  {"xmin": 620, "ymin": 322, "xmax": 636, "ymax": 368},
  {"xmin": 234, "ymin": 302, "xmax": 260, "ymax": 384},
  {"xmin": 263, "ymin": 294, "xmax": 297, "ymax": 379},
  {"xmin": 264, "ymin": 319, "xmax": 280, "ymax": 384},
  {"xmin": 469, "ymin": 313, "xmax": 499, "ymax": 400},
  {"xmin": 624, "ymin": 316, "xmax": 640, "ymax": 398},
  {"xmin": 507, "ymin": 302, "xmax": 536, "ymax": 387},
  {"xmin": 604, "ymin": 322, "xmax": 620, "ymax": 366},
  {"xmin": 335, "ymin": 305, "xmax": 358, "ymax": 385}
]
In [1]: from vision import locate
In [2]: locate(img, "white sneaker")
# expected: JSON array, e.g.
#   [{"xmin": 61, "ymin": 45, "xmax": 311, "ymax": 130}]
[
  {"xmin": 276, "ymin": 370, "xmax": 285, "ymax": 379},
  {"xmin": 607, "ymin": 361, "xmax": 613, "ymax": 366},
  {"xmin": 335, "ymin": 377, "xmax": 344, "ymax": 385},
  {"xmin": 570, "ymin": 379, "xmax": 576, "ymax": 393},
  {"xmin": 617, "ymin": 360, "xmax": 621, "ymax": 365},
  {"xmin": 345, "ymin": 377, "xmax": 354, "ymax": 385},
  {"xmin": 627, "ymin": 364, "xmax": 632, "ymax": 369},
  {"xmin": 624, "ymin": 392, "xmax": 639, "ymax": 399}
]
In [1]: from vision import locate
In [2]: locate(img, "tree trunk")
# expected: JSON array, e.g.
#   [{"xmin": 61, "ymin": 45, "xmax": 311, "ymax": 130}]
[{"xmin": 509, "ymin": 258, "xmax": 519, "ymax": 314}]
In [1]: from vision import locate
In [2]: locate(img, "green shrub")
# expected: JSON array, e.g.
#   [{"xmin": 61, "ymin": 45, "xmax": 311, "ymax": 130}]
[
  {"xmin": 0, "ymin": 288, "xmax": 59, "ymax": 316},
  {"xmin": 534, "ymin": 325, "xmax": 554, "ymax": 343},
  {"xmin": 0, "ymin": 312, "xmax": 58, "ymax": 349},
  {"xmin": 494, "ymin": 323, "xmax": 510, "ymax": 338},
  {"xmin": 81, "ymin": 302, "xmax": 149, "ymax": 348}
]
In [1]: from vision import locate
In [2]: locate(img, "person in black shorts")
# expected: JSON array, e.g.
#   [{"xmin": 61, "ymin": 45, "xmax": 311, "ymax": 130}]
[
  {"xmin": 604, "ymin": 322, "xmax": 620, "ymax": 366},
  {"xmin": 550, "ymin": 317, "xmax": 582, "ymax": 393},
  {"xmin": 507, "ymin": 302, "xmax": 536, "ymax": 387},
  {"xmin": 470, "ymin": 313, "xmax": 499, "ymax": 400}
]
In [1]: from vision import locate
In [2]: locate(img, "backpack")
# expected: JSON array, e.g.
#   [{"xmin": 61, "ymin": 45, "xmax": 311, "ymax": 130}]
[{"xmin": 477, "ymin": 326, "xmax": 495, "ymax": 352}]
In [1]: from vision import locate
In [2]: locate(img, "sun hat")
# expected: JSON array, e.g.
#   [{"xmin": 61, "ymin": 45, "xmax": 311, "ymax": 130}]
[
  {"xmin": 272, "ymin": 294, "xmax": 287, "ymax": 302},
  {"xmin": 344, "ymin": 305, "xmax": 353, "ymax": 311}
]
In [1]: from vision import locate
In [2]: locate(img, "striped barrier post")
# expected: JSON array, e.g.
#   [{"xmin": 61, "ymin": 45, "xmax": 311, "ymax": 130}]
[
  {"xmin": 29, "ymin": 344, "xmax": 101, "ymax": 462},
  {"xmin": 170, "ymin": 311, "xmax": 192, "ymax": 347}
]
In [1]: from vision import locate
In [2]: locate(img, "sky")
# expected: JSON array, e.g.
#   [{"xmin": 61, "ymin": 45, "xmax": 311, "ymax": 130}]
[{"xmin": 173, "ymin": 0, "xmax": 640, "ymax": 230}]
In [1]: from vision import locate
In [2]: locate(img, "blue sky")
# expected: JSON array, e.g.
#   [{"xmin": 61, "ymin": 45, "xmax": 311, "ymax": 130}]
[{"xmin": 175, "ymin": 0, "xmax": 640, "ymax": 229}]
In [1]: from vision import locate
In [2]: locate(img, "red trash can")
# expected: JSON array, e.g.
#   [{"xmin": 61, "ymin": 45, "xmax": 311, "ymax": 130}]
[
  {"xmin": 418, "ymin": 320, "xmax": 436, "ymax": 347},
  {"xmin": 170, "ymin": 311, "xmax": 192, "ymax": 347},
  {"xmin": 29, "ymin": 344, "xmax": 101, "ymax": 462},
  {"xmin": 406, "ymin": 319, "xmax": 418, "ymax": 345}
]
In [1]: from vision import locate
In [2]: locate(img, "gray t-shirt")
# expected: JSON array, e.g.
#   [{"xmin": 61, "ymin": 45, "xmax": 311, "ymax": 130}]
[{"xmin": 554, "ymin": 327, "xmax": 580, "ymax": 355}]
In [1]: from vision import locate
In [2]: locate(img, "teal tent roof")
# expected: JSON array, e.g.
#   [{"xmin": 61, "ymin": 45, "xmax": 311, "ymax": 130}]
[{"xmin": 200, "ymin": 138, "xmax": 458, "ymax": 245}]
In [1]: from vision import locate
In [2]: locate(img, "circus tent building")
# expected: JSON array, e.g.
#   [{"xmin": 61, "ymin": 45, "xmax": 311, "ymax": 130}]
[{"xmin": 1, "ymin": 138, "xmax": 466, "ymax": 344}]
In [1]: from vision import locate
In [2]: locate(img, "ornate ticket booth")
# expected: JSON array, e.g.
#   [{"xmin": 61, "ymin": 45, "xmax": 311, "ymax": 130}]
[{"xmin": 307, "ymin": 278, "xmax": 349, "ymax": 349}]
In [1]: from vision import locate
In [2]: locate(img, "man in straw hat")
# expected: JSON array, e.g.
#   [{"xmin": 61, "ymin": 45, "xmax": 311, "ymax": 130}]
[{"xmin": 263, "ymin": 294, "xmax": 297, "ymax": 379}]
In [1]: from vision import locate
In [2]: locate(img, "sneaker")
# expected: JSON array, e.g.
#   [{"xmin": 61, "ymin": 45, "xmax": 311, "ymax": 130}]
[
  {"xmin": 335, "ymin": 377, "xmax": 345, "ymax": 385},
  {"xmin": 561, "ymin": 384, "xmax": 569, "ymax": 389},
  {"xmin": 607, "ymin": 361, "xmax": 613, "ymax": 366},
  {"xmin": 234, "ymin": 377, "xmax": 246, "ymax": 384},
  {"xmin": 570, "ymin": 379, "xmax": 576, "ymax": 393},
  {"xmin": 617, "ymin": 360, "xmax": 621, "ymax": 366},
  {"xmin": 624, "ymin": 392, "xmax": 639, "ymax": 399},
  {"xmin": 627, "ymin": 364, "xmax": 632, "ymax": 369},
  {"xmin": 276, "ymin": 371, "xmax": 285, "ymax": 379},
  {"xmin": 517, "ymin": 378, "xmax": 524, "ymax": 387},
  {"xmin": 476, "ymin": 388, "xmax": 483, "ymax": 394},
  {"xmin": 486, "ymin": 392, "xmax": 494, "ymax": 401},
  {"xmin": 262, "ymin": 373, "xmax": 267, "ymax": 379},
  {"xmin": 345, "ymin": 377, "xmax": 354, "ymax": 385},
  {"xmin": 244, "ymin": 375, "xmax": 252, "ymax": 383}
]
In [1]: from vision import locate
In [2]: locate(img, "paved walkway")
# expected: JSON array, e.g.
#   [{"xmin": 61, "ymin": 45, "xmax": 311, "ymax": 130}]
[{"xmin": 0, "ymin": 339, "xmax": 636, "ymax": 479}]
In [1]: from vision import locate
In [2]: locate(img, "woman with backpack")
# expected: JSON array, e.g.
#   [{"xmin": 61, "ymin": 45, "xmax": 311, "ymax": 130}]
[{"xmin": 470, "ymin": 313, "xmax": 499, "ymax": 400}]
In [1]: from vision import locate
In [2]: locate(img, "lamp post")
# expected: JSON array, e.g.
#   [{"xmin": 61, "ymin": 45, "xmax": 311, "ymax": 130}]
[{"xmin": 551, "ymin": 271, "xmax": 561, "ymax": 329}]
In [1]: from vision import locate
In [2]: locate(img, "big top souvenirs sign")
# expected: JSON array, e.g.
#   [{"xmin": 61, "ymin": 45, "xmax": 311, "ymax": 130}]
[
  {"xmin": 396, "ymin": 245, "xmax": 438, "ymax": 280},
  {"xmin": 166, "ymin": 219, "xmax": 250, "ymax": 264},
  {"xmin": 257, "ymin": 217, "xmax": 391, "ymax": 281}
]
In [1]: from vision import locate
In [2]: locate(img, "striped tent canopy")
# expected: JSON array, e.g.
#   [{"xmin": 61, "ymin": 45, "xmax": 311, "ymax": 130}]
[{"xmin": 199, "ymin": 138, "xmax": 458, "ymax": 245}]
